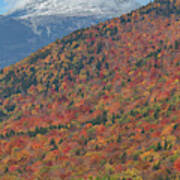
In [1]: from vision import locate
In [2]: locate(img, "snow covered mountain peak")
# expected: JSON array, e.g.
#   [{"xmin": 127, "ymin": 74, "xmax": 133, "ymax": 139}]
[{"xmin": 7, "ymin": 0, "xmax": 141, "ymax": 19}]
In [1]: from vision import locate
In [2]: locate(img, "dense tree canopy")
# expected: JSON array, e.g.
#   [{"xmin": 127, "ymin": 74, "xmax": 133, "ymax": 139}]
[{"xmin": 0, "ymin": 0, "xmax": 179, "ymax": 179}]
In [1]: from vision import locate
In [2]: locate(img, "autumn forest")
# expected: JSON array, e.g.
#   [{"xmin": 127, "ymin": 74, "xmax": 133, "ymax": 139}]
[{"xmin": 0, "ymin": 0, "xmax": 180, "ymax": 179}]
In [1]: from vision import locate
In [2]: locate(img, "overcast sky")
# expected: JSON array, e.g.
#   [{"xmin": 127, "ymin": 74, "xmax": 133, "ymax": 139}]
[{"xmin": 0, "ymin": 0, "xmax": 152, "ymax": 15}]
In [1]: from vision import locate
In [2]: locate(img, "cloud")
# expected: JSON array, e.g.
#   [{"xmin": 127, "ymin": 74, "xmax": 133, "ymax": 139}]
[
  {"xmin": 3, "ymin": 0, "xmax": 147, "ymax": 18},
  {"xmin": 4, "ymin": 0, "xmax": 151, "ymax": 13},
  {"xmin": 4, "ymin": 0, "xmax": 30, "ymax": 12}
]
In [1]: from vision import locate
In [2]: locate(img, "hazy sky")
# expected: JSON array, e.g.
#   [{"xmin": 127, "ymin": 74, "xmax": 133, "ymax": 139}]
[
  {"xmin": 0, "ymin": 0, "xmax": 7, "ymax": 14},
  {"xmin": 0, "ymin": 0, "xmax": 152, "ymax": 15}
]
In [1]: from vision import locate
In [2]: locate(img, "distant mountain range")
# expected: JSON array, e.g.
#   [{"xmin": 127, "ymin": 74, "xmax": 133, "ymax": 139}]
[{"xmin": 0, "ymin": 0, "xmax": 141, "ymax": 68}]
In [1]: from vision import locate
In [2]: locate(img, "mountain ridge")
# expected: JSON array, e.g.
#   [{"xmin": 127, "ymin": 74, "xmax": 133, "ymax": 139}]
[{"xmin": 0, "ymin": 0, "xmax": 179, "ymax": 179}]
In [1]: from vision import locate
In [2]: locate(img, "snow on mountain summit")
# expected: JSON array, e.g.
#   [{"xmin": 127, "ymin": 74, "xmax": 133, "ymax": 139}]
[{"xmin": 7, "ymin": 0, "xmax": 141, "ymax": 19}]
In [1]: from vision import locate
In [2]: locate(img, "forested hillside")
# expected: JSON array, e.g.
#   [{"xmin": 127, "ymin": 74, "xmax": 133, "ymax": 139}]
[{"xmin": 0, "ymin": 0, "xmax": 180, "ymax": 179}]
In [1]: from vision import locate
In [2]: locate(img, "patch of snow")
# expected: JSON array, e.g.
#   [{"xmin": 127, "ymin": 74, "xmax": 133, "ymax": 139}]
[{"xmin": 6, "ymin": 0, "xmax": 141, "ymax": 19}]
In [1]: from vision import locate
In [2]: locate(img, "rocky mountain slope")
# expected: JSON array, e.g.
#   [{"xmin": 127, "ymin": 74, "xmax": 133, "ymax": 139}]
[
  {"xmin": 0, "ymin": 0, "xmax": 180, "ymax": 179},
  {"xmin": 0, "ymin": 0, "xmax": 141, "ymax": 69}
]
